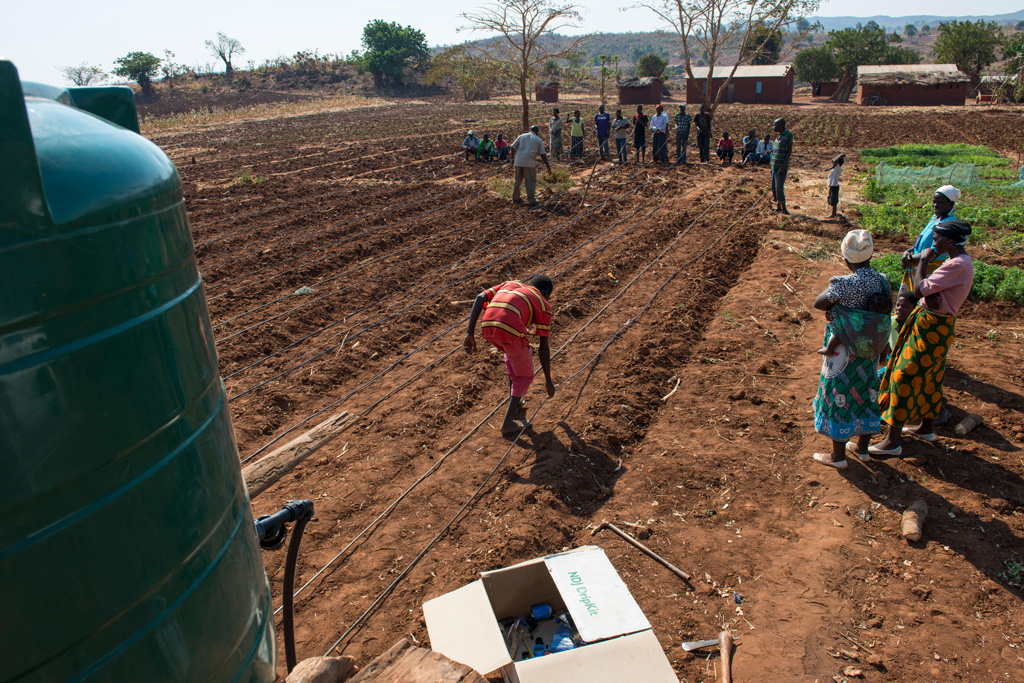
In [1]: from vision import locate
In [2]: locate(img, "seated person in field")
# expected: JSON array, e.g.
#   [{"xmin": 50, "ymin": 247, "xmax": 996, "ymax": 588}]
[
  {"xmin": 477, "ymin": 133, "xmax": 497, "ymax": 161},
  {"xmin": 716, "ymin": 132, "xmax": 734, "ymax": 163},
  {"xmin": 818, "ymin": 289, "xmax": 893, "ymax": 357},
  {"xmin": 743, "ymin": 135, "xmax": 773, "ymax": 166},
  {"xmin": 462, "ymin": 130, "xmax": 480, "ymax": 161},
  {"xmin": 740, "ymin": 129, "xmax": 758, "ymax": 163},
  {"xmin": 495, "ymin": 133, "xmax": 509, "ymax": 161}
]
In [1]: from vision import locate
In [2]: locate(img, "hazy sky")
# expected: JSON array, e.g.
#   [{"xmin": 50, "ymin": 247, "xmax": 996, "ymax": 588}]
[{"xmin": 3, "ymin": 0, "xmax": 1021, "ymax": 84}]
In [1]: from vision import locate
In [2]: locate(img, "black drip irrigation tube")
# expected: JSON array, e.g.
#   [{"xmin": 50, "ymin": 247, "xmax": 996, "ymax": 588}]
[{"xmin": 255, "ymin": 499, "xmax": 315, "ymax": 672}]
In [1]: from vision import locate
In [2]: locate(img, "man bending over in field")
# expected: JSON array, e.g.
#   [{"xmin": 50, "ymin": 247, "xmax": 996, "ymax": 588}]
[{"xmin": 463, "ymin": 275, "xmax": 556, "ymax": 435}]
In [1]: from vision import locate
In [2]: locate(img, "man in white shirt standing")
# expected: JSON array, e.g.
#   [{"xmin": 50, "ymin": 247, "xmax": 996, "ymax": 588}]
[
  {"xmin": 649, "ymin": 105, "xmax": 669, "ymax": 163},
  {"xmin": 510, "ymin": 125, "xmax": 552, "ymax": 207}
]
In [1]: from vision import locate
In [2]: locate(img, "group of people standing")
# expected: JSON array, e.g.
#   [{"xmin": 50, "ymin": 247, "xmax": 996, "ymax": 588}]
[
  {"xmin": 812, "ymin": 185, "xmax": 975, "ymax": 468},
  {"xmin": 471, "ymin": 105, "xmax": 795, "ymax": 215},
  {"xmin": 550, "ymin": 104, "xmax": 711, "ymax": 165}
]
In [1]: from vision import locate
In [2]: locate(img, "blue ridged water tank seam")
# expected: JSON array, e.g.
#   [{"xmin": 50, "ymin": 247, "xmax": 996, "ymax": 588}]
[
  {"xmin": 0, "ymin": 198, "xmax": 188, "ymax": 255},
  {"xmin": 0, "ymin": 373, "xmax": 223, "ymax": 523},
  {"xmin": 0, "ymin": 277, "xmax": 202, "ymax": 377},
  {"xmin": 62, "ymin": 504, "xmax": 251, "ymax": 683},
  {"xmin": 0, "ymin": 251, "xmax": 196, "ymax": 338},
  {"xmin": 0, "ymin": 383, "xmax": 222, "ymax": 561},
  {"xmin": 229, "ymin": 587, "xmax": 274, "ymax": 683}
]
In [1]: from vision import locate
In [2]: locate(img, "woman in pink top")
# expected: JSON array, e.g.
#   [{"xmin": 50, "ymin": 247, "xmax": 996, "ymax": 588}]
[{"xmin": 870, "ymin": 219, "xmax": 974, "ymax": 456}]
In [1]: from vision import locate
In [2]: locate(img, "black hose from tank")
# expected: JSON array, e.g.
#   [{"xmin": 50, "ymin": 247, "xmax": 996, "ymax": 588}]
[
  {"xmin": 283, "ymin": 513, "xmax": 310, "ymax": 672},
  {"xmin": 255, "ymin": 499, "xmax": 314, "ymax": 672}
]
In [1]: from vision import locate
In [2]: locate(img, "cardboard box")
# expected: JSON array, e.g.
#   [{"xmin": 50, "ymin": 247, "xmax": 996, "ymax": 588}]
[{"xmin": 423, "ymin": 546, "xmax": 678, "ymax": 683}]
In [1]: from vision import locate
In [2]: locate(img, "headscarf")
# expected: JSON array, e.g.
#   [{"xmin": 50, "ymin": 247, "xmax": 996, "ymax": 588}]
[
  {"xmin": 841, "ymin": 229, "xmax": 873, "ymax": 263},
  {"xmin": 935, "ymin": 185, "xmax": 961, "ymax": 203},
  {"xmin": 933, "ymin": 219, "xmax": 972, "ymax": 246}
]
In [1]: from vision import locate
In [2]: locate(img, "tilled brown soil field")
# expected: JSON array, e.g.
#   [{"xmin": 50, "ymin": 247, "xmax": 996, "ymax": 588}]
[{"xmin": 155, "ymin": 99, "xmax": 1024, "ymax": 681}]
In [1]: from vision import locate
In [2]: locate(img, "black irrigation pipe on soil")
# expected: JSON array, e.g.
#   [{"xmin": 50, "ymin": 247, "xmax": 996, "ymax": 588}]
[
  {"xmin": 196, "ymin": 119, "xmax": 601, "ymax": 241},
  {"xmin": 204, "ymin": 183, "xmax": 492, "ymax": 298},
  {"xmin": 196, "ymin": 144, "xmax": 453, "ymax": 203},
  {"xmin": 319, "ymin": 180, "xmax": 764, "ymax": 655},
  {"xmin": 195, "ymin": 159, "xmax": 464, "ymax": 256},
  {"xmin": 204, "ymin": 126, "xmax": 608, "ymax": 282},
  {"xmin": 266, "ymin": 177, "xmax": 723, "ymax": 614},
  {"xmin": 210, "ymin": 160, "xmax": 542, "ymax": 332},
  {"xmin": 202, "ymin": 159, "xmax": 518, "ymax": 298},
  {"xmin": 241, "ymin": 161, "xmax": 691, "ymax": 461},
  {"xmin": 213, "ymin": 145, "xmax": 641, "ymax": 338},
  {"xmin": 190, "ymin": 153, "xmax": 460, "ymax": 233},
  {"xmin": 224, "ymin": 160, "xmax": 662, "ymax": 397},
  {"xmin": 215, "ymin": 142, "xmax": 634, "ymax": 347}
]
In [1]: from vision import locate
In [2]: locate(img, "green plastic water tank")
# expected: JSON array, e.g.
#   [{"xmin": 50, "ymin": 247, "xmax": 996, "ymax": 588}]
[{"xmin": 0, "ymin": 61, "xmax": 276, "ymax": 682}]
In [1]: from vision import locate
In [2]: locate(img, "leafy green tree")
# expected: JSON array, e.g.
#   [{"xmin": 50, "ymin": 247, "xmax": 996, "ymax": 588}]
[
  {"xmin": 361, "ymin": 19, "xmax": 429, "ymax": 87},
  {"xmin": 933, "ymin": 20, "xmax": 1002, "ymax": 89},
  {"xmin": 636, "ymin": 52, "xmax": 668, "ymax": 78},
  {"xmin": 1016, "ymin": 20, "xmax": 1024, "ymax": 31},
  {"xmin": 425, "ymin": 44, "xmax": 500, "ymax": 100},
  {"xmin": 1001, "ymin": 31, "xmax": 1024, "ymax": 100},
  {"xmin": 742, "ymin": 25, "xmax": 783, "ymax": 65},
  {"xmin": 904, "ymin": 24, "xmax": 917, "ymax": 37},
  {"xmin": 797, "ymin": 17, "xmax": 811, "ymax": 32},
  {"xmin": 542, "ymin": 58, "xmax": 561, "ymax": 77},
  {"xmin": 160, "ymin": 50, "xmax": 185, "ymax": 89},
  {"xmin": 920, "ymin": 24, "xmax": 931, "ymax": 34},
  {"xmin": 792, "ymin": 44, "xmax": 838, "ymax": 94},
  {"xmin": 112, "ymin": 51, "xmax": 161, "ymax": 97},
  {"xmin": 205, "ymin": 32, "xmax": 246, "ymax": 78},
  {"xmin": 884, "ymin": 45, "xmax": 921, "ymax": 65},
  {"xmin": 826, "ymin": 25, "xmax": 918, "ymax": 101},
  {"xmin": 58, "ymin": 63, "xmax": 106, "ymax": 86}
]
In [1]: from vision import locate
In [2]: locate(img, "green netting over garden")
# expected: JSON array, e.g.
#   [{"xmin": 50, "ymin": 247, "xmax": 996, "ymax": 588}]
[{"xmin": 875, "ymin": 161, "xmax": 1024, "ymax": 189}]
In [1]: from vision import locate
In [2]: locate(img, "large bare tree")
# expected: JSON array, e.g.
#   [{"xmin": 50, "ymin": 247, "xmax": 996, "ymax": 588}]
[
  {"xmin": 58, "ymin": 63, "xmax": 107, "ymax": 86},
  {"xmin": 205, "ymin": 32, "xmax": 246, "ymax": 78},
  {"xmin": 461, "ymin": 0, "xmax": 587, "ymax": 132},
  {"xmin": 638, "ymin": 0, "xmax": 819, "ymax": 116}
]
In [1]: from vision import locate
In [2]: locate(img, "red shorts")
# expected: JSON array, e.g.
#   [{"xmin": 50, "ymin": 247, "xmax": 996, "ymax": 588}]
[{"xmin": 483, "ymin": 333, "xmax": 535, "ymax": 397}]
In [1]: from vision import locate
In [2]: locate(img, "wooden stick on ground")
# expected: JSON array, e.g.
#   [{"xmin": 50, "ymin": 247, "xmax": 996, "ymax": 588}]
[{"xmin": 243, "ymin": 411, "xmax": 357, "ymax": 499}]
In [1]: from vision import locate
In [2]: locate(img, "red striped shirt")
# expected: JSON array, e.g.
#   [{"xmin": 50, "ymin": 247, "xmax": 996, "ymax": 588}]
[{"xmin": 480, "ymin": 281, "xmax": 552, "ymax": 344}]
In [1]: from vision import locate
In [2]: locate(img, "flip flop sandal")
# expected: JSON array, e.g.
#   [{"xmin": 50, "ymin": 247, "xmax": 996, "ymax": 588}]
[
  {"xmin": 813, "ymin": 452, "xmax": 848, "ymax": 469},
  {"xmin": 845, "ymin": 441, "xmax": 871, "ymax": 462},
  {"xmin": 902, "ymin": 428, "xmax": 936, "ymax": 442},
  {"xmin": 867, "ymin": 444, "xmax": 902, "ymax": 456}
]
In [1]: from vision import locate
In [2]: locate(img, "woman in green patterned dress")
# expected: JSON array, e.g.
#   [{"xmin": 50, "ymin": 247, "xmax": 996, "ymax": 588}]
[{"xmin": 811, "ymin": 230, "xmax": 893, "ymax": 469}]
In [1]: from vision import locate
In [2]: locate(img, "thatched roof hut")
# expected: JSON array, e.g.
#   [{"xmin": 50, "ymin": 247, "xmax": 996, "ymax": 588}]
[
  {"xmin": 856, "ymin": 64, "xmax": 969, "ymax": 106},
  {"xmin": 857, "ymin": 64, "xmax": 968, "ymax": 87},
  {"xmin": 617, "ymin": 77, "xmax": 663, "ymax": 105},
  {"xmin": 535, "ymin": 80, "xmax": 559, "ymax": 102}
]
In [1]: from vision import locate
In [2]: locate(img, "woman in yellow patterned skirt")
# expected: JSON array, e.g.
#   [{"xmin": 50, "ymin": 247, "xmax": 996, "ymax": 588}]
[{"xmin": 870, "ymin": 219, "xmax": 975, "ymax": 457}]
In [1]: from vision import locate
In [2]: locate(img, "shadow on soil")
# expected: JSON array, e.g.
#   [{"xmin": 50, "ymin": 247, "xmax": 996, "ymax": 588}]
[{"xmin": 838, "ymin": 443, "xmax": 1024, "ymax": 597}]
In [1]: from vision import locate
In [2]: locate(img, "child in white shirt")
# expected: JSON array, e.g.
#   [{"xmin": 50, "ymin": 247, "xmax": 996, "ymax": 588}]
[{"xmin": 827, "ymin": 154, "xmax": 844, "ymax": 217}]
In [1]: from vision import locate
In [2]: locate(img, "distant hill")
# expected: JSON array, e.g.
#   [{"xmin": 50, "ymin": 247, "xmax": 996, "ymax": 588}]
[
  {"xmin": 436, "ymin": 12, "xmax": 1024, "ymax": 72},
  {"xmin": 810, "ymin": 11, "xmax": 1024, "ymax": 33}
]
